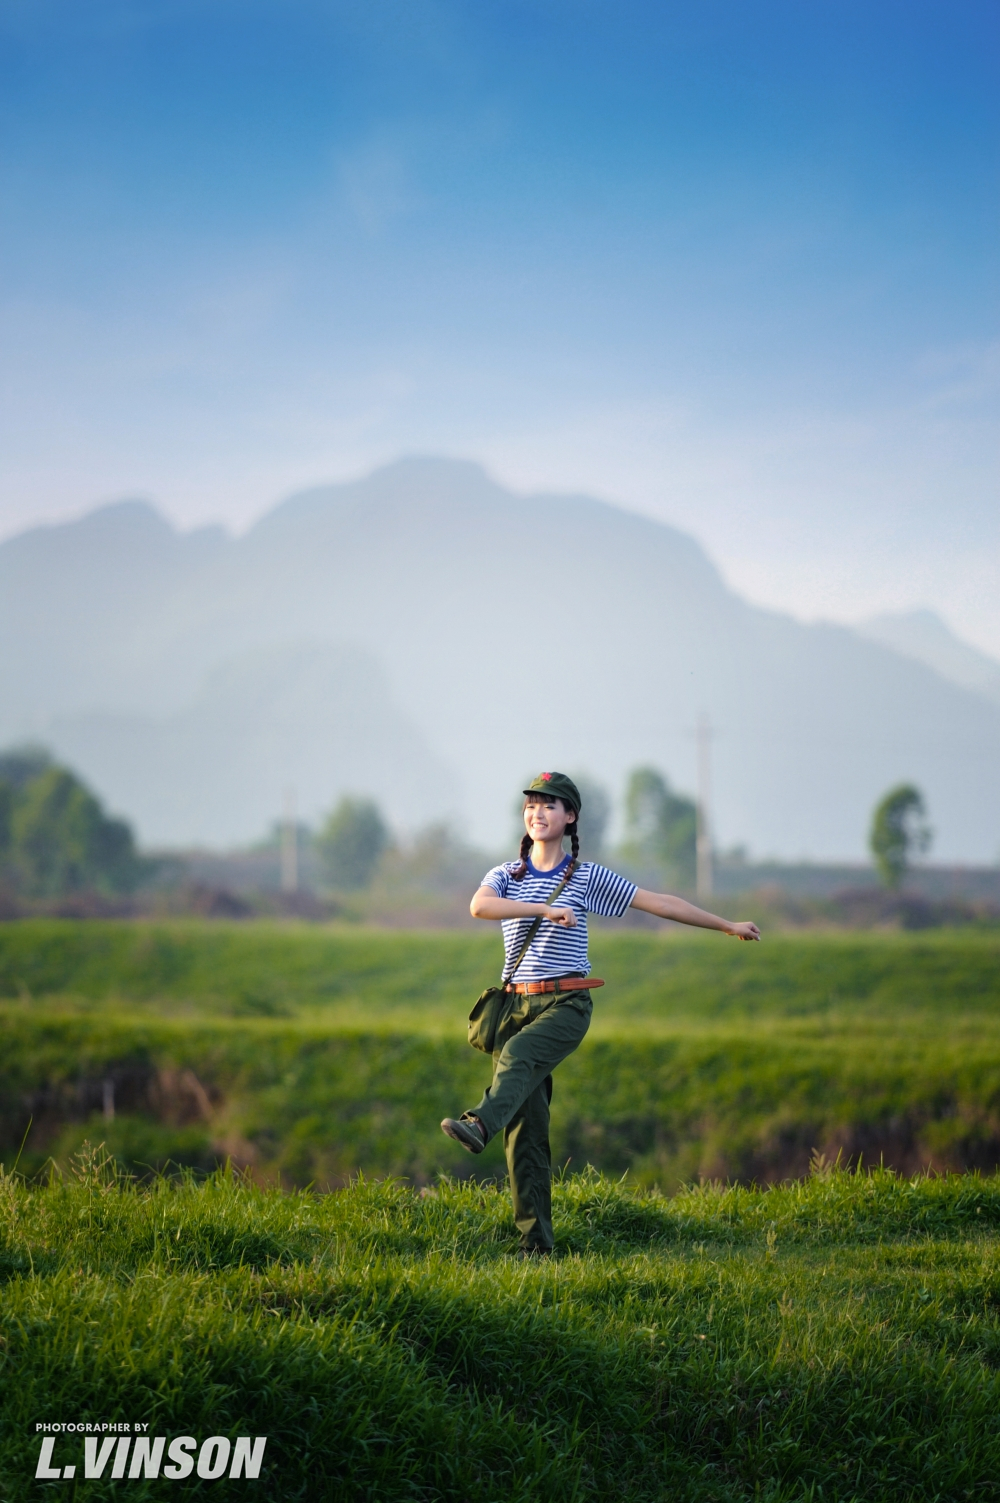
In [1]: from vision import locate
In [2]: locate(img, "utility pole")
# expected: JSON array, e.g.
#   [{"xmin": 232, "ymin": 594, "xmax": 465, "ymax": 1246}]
[
  {"xmin": 694, "ymin": 713, "xmax": 715, "ymax": 900},
  {"xmin": 280, "ymin": 786, "xmax": 298, "ymax": 894}
]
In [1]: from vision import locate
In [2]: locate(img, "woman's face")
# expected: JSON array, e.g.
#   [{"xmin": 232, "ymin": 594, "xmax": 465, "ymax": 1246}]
[{"xmin": 523, "ymin": 795, "xmax": 576, "ymax": 843}]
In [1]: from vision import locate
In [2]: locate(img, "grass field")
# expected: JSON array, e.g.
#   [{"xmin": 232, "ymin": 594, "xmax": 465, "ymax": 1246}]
[
  {"xmin": 2, "ymin": 921, "xmax": 1000, "ymax": 1188},
  {"xmin": 3, "ymin": 1161, "xmax": 1000, "ymax": 1501},
  {"xmin": 3, "ymin": 923, "xmax": 1000, "ymax": 1499}
]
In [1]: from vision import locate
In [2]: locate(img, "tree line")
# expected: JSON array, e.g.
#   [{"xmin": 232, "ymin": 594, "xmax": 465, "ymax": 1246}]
[
  {"xmin": 316, "ymin": 768, "xmax": 702, "ymax": 892},
  {"xmin": 319, "ymin": 774, "xmax": 937, "ymax": 894},
  {"xmin": 0, "ymin": 743, "xmax": 934, "ymax": 901}
]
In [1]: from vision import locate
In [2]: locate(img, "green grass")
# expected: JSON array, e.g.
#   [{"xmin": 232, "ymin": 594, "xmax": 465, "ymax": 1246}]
[
  {"xmin": 2, "ymin": 922, "xmax": 1000, "ymax": 1188},
  {"xmin": 4, "ymin": 925, "xmax": 1000, "ymax": 1498},
  {"xmin": 2, "ymin": 920, "xmax": 999, "ymax": 1028},
  {"xmin": 2, "ymin": 1162, "xmax": 1000, "ymax": 1501}
]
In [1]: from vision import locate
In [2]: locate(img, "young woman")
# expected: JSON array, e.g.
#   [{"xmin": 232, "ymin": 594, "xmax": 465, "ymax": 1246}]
[{"xmin": 441, "ymin": 771, "xmax": 760, "ymax": 1257}]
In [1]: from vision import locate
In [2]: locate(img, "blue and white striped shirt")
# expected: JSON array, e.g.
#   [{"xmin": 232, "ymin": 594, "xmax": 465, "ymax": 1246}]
[{"xmin": 481, "ymin": 856, "xmax": 638, "ymax": 983}]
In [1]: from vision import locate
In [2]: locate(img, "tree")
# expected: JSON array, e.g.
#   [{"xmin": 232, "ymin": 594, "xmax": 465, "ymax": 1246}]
[
  {"xmin": 622, "ymin": 766, "xmax": 697, "ymax": 887},
  {"xmin": 0, "ymin": 748, "xmax": 142, "ymax": 896},
  {"xmin": 0, "ymin": 747, "xmax": 52, "ymax": 863},
  {"xmin": 0, "ymin": 746, "xmax": 52, "ymax": 791},
  {"xmin": 869, "ymin": 784, "xmax": 931, "ymax": 889},
  {"xmin": 317, "ymin": 796, "xmax": 389, "ymax": 890}
]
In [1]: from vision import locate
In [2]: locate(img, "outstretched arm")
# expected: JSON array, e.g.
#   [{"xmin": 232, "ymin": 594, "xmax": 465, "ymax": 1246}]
[{"xmin": 630, "ymin": 888, "xmax": 760, "ymax": 940}]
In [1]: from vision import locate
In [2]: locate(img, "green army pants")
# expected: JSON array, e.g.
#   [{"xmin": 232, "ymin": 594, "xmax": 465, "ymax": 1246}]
[{"xmin": 465, "ymin": 988, "xmax": 592, "ymax": 1251}]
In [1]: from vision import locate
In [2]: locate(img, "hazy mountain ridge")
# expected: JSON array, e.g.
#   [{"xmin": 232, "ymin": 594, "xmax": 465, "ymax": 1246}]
[
  {"xmin": 0, "ymin": 500, "xmax": 232, "ymax": 723},
  {"xmin": 48, "ymin": 643, "xmax": 456, "ymax": 848},
  {"xmin": 3, "ymin": 457, "xmax": 999, "ymax": 860},
  {"xmin": 857, "ymin": 610, "xmax": 1000, "ymax": 708}
]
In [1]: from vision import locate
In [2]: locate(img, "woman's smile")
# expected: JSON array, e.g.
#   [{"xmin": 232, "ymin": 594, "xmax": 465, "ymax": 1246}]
[{"xmin": 524, "ymin": 798, "xmax": 569, "ymax": 842}]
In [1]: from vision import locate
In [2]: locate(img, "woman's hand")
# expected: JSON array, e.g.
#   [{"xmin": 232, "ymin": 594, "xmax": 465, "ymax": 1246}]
[
  {"xmin": 544, "ymin": 905, "xmax": 577, "ymax": 927},
  {"xmin": 726, "ymin": 920, "xmax": 761, "ymax": 942}
]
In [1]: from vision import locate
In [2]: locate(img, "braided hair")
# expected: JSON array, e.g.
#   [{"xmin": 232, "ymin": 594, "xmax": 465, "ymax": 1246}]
[
  {"xmin": 512, "ymin": 797, "xmax": 580, "ymax": 880},
  {"xmin": 512, "ymin": 830, "xmax": 533, "ymax": 879}
]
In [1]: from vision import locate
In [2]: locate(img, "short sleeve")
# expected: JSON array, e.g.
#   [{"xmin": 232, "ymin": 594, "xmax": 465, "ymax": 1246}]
[
  {"xmin": 583, "ymin": 864, "xmax": 637, "ymax": 918},
  {"xmin": 480, "ymin": 863, "xmax": 512, "ymax": 898}
]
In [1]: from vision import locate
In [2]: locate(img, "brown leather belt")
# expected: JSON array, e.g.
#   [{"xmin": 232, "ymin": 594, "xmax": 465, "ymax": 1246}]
[{"xmin": 506, "ymin": 976, "xmax": 605, "ymax": 996}]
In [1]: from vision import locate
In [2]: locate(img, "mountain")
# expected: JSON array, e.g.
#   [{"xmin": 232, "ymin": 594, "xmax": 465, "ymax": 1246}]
[
  {"xmin": 857, "ymin": 610, "xmax": 1000, "ymax": 708},
  {"xmin": 3, "ymin": 456, "xmax": 1000, "ymax": 860},
  {"xmin": 48, "ymin": 644, "xmax": 455, "ymax": 848}
]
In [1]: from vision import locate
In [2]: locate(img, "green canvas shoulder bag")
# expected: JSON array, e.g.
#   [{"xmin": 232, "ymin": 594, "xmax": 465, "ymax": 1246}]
[{"xmin": 467, "ymin": 866, "xmax": 575, "ymax": 1054}]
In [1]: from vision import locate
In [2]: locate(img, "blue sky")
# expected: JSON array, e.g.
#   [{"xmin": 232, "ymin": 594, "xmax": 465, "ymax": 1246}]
[{"xmin": 2, "ymin": 0, "xmax": 998, "ymax": 649}]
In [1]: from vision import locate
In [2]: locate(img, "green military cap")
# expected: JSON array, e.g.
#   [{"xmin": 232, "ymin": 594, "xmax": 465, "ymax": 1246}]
[{"xmin": 523, "ymin": 771, "xmax": 582, "ymax": 813}]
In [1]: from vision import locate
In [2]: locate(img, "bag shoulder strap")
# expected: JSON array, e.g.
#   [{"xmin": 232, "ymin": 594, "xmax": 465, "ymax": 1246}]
[{"xmin": 502, "ymin": 862, "xmax": 576, "ymax": 983}]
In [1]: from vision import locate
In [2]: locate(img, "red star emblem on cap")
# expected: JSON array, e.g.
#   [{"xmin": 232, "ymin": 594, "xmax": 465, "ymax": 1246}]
[{"xmin": 541, "ymin": 772, "xmax": 552, "ymax": 780}]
